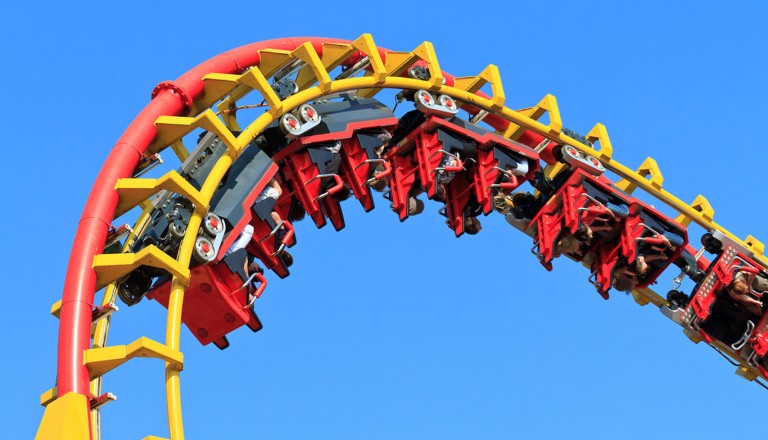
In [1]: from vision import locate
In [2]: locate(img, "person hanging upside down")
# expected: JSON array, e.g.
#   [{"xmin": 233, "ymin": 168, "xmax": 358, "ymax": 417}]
[
  {"xmin": 727, "ymin": 269, "xmax": 767, "ymax": 316},
  {"xmin": 632, "ymin": 231, "xmax": 683, "ymax": 276}
]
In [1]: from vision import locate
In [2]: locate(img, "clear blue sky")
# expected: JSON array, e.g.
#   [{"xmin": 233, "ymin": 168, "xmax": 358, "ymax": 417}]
[{"xmin": 4, "ymin": 1, "xmax": 768, "ymax": 439}]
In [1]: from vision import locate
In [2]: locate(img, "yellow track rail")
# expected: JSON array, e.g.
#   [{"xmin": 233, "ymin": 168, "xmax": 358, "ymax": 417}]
[{"xmin": 41, "ymin": 34, "xmax": 765, "ymax": 439}]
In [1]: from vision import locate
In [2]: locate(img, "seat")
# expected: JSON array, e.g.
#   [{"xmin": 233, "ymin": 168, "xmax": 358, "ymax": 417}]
[
  {"xmin": 618, "ymin": 204, "xmax": 687, "ymax": 285},
  {"xmin": 248, "ymin": 193, "xmax": 295, "ymax": 278},
  {"xmin": 279, "ymin": 142, "xmax": 345, "ymax": 229},
  {"xmin": 530, "ymin": 171, "xmax": 627, "ymax": 271},
  {"xmin": 147, "ymin": 249, "xmax": 265, "ymax": 349},
  {"xmin": 338, "ymin": 130, "xmax": 393, "ymax": 213}
]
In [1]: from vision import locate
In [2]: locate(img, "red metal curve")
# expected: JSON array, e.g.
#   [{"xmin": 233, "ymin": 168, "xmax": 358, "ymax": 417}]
[{"xmin": 57, "ymin": 36, "xmax": 543, "ymax": 400}]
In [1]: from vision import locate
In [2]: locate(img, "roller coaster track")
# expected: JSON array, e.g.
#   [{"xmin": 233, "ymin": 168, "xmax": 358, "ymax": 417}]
[{"xmin": 35, "ymin": 35, "xmax": 768, "ymax": 439}]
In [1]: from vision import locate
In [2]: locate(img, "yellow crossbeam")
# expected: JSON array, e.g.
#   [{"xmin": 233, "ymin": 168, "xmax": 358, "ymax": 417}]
[
  {"xmin": 453, "ymin": 64, "xmax": 505, "ymax": 110},
  {"xmin": 83, "ymin": 337, "xmax": 184, "ymax": 380},
  {"xmin": 192, "ymin": 73, "xmax": 243, "ymax": 115},
  {"xmin": 50, "ymin": 300, "xmax": 62, "ymax": 319},
  {"xmin": 504, "ymin": 94, "xmax": 562, "ymax": 140},
  {"xmin": 615, "ymin": 157, "xmax": 664, "ymax": 193},
  {"xmin": 585, "ymin": 123, "xmax": 613, "ymax": 160},
  {"xmin": 92, "ymin": 245, "xmax": 189, "ymax": 291},
  {"xmin": 257, "ymin": 49, "xmax": 293, "ymax": 78},
  {"xmin": 674, "ymin": 195, "xmax": 714, "ymax": 226},
  {"xmin": 114, "ymin": 170, "xmax": 205, "ymax": 218},
  {"xmin": 240, "ymin": 67, "xmax": 284, "ymax": 117},
  {"xmin": 292, "ymin": 42, "xmax": 332, "ymax": 93},
  {"xmin": 40, "ymin": 387, "xmax": 57, "ymax": 407}
]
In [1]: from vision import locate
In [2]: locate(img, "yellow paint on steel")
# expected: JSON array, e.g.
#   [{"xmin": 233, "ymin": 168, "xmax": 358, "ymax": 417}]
[
  {"xmin": 40, "ymin": 387, "xmax": 57, "ymax": 407},
  {"xmin": 292, "ymin": 42, "xmax": 333, "ymax": 93},
  {"xmin": 50, "ymin": 300, "xmax": 62, "ymax": 319},
  {"xmin": 615, "ymin": 156, "xmax": 664, "ymax": 193},
  {"xmin": 90, "ymin": 207, "xmax": 152, "ymax": 440},
  {"xmin": 35, "ymin": 392, "xmax": 91, "ymax": 440},
  {"xmin": 114, "ymin": 170, "xmax": 207, "ymax": 218},
  {"xmin": 585, "ymin": 123, "xmax": 613, "ymax": 160},
  {"xmin": 503, "ymin": 94, "xmax": 562, "ymax": 140},
  {"xmin": 83, "ymin": 336, "xmax": 183, "ymax": 379},
  {"xmin": 453, "ymin": 64, "xmax": 505, "ymax": 110},
  {"xmin": 92, "ymin": 245, "xmax": 190, "ymax": 291}
]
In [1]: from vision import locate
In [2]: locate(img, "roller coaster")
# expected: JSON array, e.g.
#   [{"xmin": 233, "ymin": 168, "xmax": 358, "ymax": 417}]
[{"xmin": 36, "ymin": 35, "xmax": 768, "ymax": 439}]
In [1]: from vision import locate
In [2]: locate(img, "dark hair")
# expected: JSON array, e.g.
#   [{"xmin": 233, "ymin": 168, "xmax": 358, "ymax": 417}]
[
  {"xmin": 279, "ymin": 249, "xmax": 294, "ymax": 268},
  {"xmin": 464, "ymin": 217, "xmax": 482, "ymax": 235},
  {"xmin": 369, "ymin": 178, "xmax": 388, "ymax": 192},
  {"xmin": 612, "ymin": 276, "xmax": 636, "ymax": 293},
  {"xmin": 574, "ymin": 224, "xmax": 591, "ymax": 242},
  {"xmin": 248, "ymin": 261, "xmax": 264, "ymax": 275}
]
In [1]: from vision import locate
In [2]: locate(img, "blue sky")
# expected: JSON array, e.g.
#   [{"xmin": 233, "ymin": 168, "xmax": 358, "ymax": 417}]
[{"xmin": 4, "ymin": 1, "xmax": 768, "ymax": 439}]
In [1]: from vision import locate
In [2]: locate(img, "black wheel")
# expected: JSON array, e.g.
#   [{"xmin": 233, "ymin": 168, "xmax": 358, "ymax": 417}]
[
  {"xmin": 701, "ymin": 233, "xmax": 722, "ymax": 254},
  {"xmin": 117, "ymin": 270, "xmax": 152, "ymax": 306},
  {"xmin": 667, "ymin": 290, "xmax": 689, "ymax": 309}
]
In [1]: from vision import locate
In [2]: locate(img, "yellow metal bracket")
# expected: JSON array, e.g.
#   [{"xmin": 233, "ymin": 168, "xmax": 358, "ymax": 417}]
[
  {"xmin": 35, "ymin": 392, "xmax": 91, "ymax": 440},
  {"xmin": 169, "ymin": 139, "xmax": 189, "ymax": 163},
  {"xmin": 240, "ymin": 67, "xmax": 284, "ymax": 117},
  {"xmin": 736, "ymin": 365, "xmax": 759, "ymax": 381},
  {"xmin": 504, "ymin": 94, "xmax": 562, "ymax": 140},
  {"xmin": 615, "ymin": 157, "xmax": 664, "ymax": 194},
  {"xmin": 114, "ymin": 170, "xmax": 206, "ymax": 218},
  {"xmin": 319, "ymin": 34, "xmax": 388, "ymax": 85},
  {"xmin": 453, "ymin": 64, "xmax": 505, "ymax": 110},
  {"xmin": 84, "ymin": 336, "xmax": 184, "ymax": 380},
  {"xmin": 191, "ymin": 110, "xmax": 240, "ymax": 157},
  {"xmin": 256, "ymin": 48, "xmax": 293, "ymax": 78},
  {"xmin": 92, "ymin": 245, "xmax": 190, "ymax": 291},
  {"xmin": 674, "ymin": 195, "xmax": 715, "ymax": 226},
  {"xmin": 585, "ymin": 123, "xmax": 613, "ymax": 160},
  {"xmin": 412, "ymin": 41, "xmax": 443, "ymax": 90},
  {"xmin": 50, "ymin": 300, "xmax": 62, "ymax": 319},
  {"xmin": 351, "ymin": 34, "xmax": 387, "ymax": 83},
  {"xmin": 192, "ymin": 72, "xmax": 243, "ymax": 115},
  {"xmin": 151, "ymin": 107, "xmax": 240, "ymax": 159},
  {"xmin": 213, "ymin": 73, "xmax": 260, "ymax": 131},
  {"xmin": 40, "ymin": 387, "xmax": 58, "ymax": 407},
  {"xmin": 293, "ymin": 42, "xmax": 332, "ymax": 93},
  {"xmin": 631, "ymin": 288, "xmax": 665, "ymax": 307},
  {"xmin": 358, "ymin": 39, "xmax": 442, "ymax": 98},
  {"xmin": 744, "ymin": 235, "xmax": 765, "ymax": 256}
]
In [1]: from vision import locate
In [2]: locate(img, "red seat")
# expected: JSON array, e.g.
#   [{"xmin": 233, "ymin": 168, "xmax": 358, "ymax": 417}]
[
  {"xmin": 384, "ymin": 148, "xmax": 421, "ymax": 221},
  {"xmin": 530, "ymin": 171, "xmax": 624, "ymax": 271},
  {"xmin": 148, "ymin": 257, "xmax": 266, "ymax": 349},
  {"xmin": 338, "ymin": 131, "xmax": 393, "ymax": 213},
  {"xmin": 278, "ymin": 143, "xmax": 344, "ymax": 229},
  {"xmin": 249, "ymin": 188, "xmax": 295, "ymax": 278}
]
